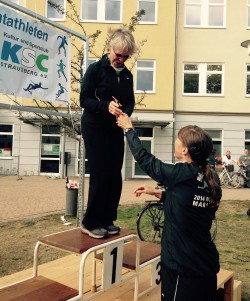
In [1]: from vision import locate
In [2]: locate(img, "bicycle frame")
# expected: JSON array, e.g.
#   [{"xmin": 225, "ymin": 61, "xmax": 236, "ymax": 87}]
[
  {"xmin": 235, "ymin": 165, "xmax": 250, "ymax": 187},
  {"xmin": 219, "ymin": 166, "xmax": 232, "ymax": 183},
  {"xmin": 219, "ymin": 165, "xmax": 242, "ymax": 188}
]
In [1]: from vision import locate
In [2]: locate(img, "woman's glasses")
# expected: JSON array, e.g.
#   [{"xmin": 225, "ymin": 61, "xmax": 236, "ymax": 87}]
[{"xmin": 113, "ymin": 49, "xmax": 129, "ymax": 59}]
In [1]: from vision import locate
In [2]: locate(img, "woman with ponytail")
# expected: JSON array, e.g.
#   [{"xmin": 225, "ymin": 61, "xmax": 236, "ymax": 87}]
[{"xmin": 116, "ymin": 116, "xmax": 222, "ymax": 301}]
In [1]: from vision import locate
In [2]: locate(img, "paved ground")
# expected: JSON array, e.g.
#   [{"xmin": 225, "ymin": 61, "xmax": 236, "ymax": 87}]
[{"xmin": 0, "ymin": 175, "xmax": 249, "ymax": 221}]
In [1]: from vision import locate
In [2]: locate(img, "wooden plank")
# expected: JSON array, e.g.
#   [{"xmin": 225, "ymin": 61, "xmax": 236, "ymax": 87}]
[
  {"xmin": 0, "ymin": 254, "xmax": 161, "ymax": 300},
  {"xmin": 217, "ymin": 269, "xmax": 234, "ymax": 301},
  {"xmin": 37, "ymin": 254, "xmax": 96, "ymax": 292},
  {"xmin": 39, "ymin": 228, "xmax": 136, "ymax": 254},
  {"xmin": 233, "ymin": 280, "xmax": 242, "ymax": 301},
  {"xmin": 0, "ymin": 253, "xmax": 235, "ymax": 301},
  {"xmin": 95, "ymin": 241, "xmax": 161, "ymax": 270},
  {"xmin": 217, "ymin": 269, "xmax": 234, "ymax": 288},
  {"xmin": 90, "ymin": 267, "xmax": 161, "ymax": 301},
  {"xmin": 0, "ymin": 276, "xmax": 78, "ymax": 301}
]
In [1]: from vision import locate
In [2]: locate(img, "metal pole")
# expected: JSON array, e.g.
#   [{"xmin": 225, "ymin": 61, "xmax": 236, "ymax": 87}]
[
  {"xmin": 77, "ymin": 136, "xmax": 85, "ymax": 226},
  {"xmin": 0, "ymin": 0, "xmax": 88, "ymax": 223},
  {"xmin": 60, "ymin": 129, "xmax": 66, "ymax": 179},
  {"xmin": 0, "ymin": 0, "xmax": 87, "ymax": 41}
]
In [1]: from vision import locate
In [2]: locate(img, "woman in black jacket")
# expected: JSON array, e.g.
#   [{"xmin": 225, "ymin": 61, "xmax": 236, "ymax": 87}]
[
  {"xmin": 80, "ymin": 28, "xmax": 137, "ymax": 239},
  {"xmin": 117, "ymin": 115, "xmax": 222, "ymax": 301}
]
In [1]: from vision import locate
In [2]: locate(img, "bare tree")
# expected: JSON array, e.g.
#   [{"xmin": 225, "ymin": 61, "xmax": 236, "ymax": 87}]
[{"xmin": 10, "ymin": 1, "xmax": 146, "ymax": 140}]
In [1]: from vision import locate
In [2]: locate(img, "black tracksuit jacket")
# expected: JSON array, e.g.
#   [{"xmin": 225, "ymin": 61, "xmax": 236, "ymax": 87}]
[
  {"xmin": 79, "ymin": 54, "xmax": 135, "ymax": 229},
  {"xmin": 126, "ymin": 129, "xmax": 222, "ymax": 277},
  {"xmin": 80, "ymin": 54, "xmax": 135, "ymax": 124}
]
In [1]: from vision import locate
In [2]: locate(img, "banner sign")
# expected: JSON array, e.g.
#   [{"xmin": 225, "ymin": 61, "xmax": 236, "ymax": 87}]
[{"xmin": 0, "ymin": 6, "xmax": 71, "ymax": 104}]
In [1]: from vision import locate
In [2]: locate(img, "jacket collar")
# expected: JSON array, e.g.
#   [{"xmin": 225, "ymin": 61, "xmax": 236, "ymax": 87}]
[{"xmin": 101, "ymin": 53, "xmax": 130, "ymax": 75}]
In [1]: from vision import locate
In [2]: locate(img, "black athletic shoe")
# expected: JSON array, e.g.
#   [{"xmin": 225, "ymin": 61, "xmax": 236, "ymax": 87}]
[
  {"xmin": 104, "ymin": 225, "xmax": 120, "ymax": 235},
  {"xmin": 80, "ymin": 225, "xmax": 108, "ymax": 239}
]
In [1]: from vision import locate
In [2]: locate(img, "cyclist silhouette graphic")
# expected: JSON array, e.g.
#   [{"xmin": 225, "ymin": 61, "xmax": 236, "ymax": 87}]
[
  {"xmin": 23, "ymin": 81, "xmax": 48, "ymax": 94},
  {"xmin": 57, "ymin": 35, "xmax": 68, "ymax": 57},
  {"xmin": 57, "ymin": 59, "xmax": 67, "ymax": 82}
]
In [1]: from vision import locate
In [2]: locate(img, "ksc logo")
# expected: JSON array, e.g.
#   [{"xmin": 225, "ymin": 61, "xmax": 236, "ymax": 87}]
[{"xmin": 1, "ymin": 40, "xmax": 48, "ymax": 72}]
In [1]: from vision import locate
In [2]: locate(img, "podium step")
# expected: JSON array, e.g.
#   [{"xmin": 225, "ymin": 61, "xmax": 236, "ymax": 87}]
[
  {"xmin": 95, "ymin": 240, "xmax": 161, "ymax": 269},
  {"xmin": 0, "ymin": 276, "xmax": 78, "ymax": 301}
]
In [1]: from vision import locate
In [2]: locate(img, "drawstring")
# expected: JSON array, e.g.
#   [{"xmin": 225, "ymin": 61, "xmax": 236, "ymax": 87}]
[{"xmin": 173, "ymin": 275, "xmax": 179, "ymax": 300}]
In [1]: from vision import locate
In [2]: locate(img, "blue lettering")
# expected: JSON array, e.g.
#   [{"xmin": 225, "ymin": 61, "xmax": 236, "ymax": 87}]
[{"xmin": 1, "ymin": 41, "xmax": 22, "ymax": 64}]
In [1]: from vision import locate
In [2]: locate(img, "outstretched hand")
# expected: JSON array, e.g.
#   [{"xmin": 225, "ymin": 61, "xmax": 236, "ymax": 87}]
[
  {"xmin": 116, "ymin": 113, "xmax": 133, "ymax": 129},
  {"xmin": 134, "ymin": 185, "xmax": 162, "ymax": 199},
  {"xmin": 134, "ymin": 185, "xmax": 155, "ymax": 197}
]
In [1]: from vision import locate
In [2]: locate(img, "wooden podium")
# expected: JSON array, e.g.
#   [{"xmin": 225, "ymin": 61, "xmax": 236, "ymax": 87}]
[{"xmin": 0, "ymin": 228, "xmax": 161, "ymax": 301}]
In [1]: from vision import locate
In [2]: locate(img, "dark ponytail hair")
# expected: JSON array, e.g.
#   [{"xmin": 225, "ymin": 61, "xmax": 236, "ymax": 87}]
[{"xmin": 178, "ymin": 125, "xmax": 221, "ymax": 207}]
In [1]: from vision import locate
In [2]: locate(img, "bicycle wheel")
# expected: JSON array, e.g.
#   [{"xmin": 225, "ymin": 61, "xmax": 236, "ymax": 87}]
[
  {"xmin": 210, "ymin": 219, "xmax": 217, "ymax": 242},
  {"xmin": 137, "ymin": 203, "xmax": 164, "ymax": 243},
  {"xmin": 219, "ymin": 172, "xmax": 225, "ymax": 185},
  {"xmin": 223, "ymin": 172, "xmax": 242, "ymax": 189},
  {"xmin": 238, "ymin": 175, "xmax": 245, "ymax": 188}
]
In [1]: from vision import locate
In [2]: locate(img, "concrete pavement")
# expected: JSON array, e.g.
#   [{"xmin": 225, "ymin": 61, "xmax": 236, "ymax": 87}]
[{"xmin": 0, "ymin": 176, "xmax": 249, "ymax": 221}]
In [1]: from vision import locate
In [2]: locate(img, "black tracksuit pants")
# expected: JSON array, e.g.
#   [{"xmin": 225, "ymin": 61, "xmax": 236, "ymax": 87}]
[
  {"xmin": 161, "ymin": 264, "xmax": 217, "ymax": 301},
  {"xmin": 81, "ymin": 122, "xmax": 124, "ymax": 230}
]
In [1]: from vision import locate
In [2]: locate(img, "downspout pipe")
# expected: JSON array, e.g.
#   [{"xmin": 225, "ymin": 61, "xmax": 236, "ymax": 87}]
[{"xmin": 172, "ymin": 0, "xmax": 179, "ymax": 162}]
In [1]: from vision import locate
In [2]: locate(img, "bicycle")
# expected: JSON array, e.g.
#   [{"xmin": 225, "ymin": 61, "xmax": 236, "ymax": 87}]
[
  {"xmin": 235, "ymin": 163, "xmax": 250, "ymax": 188},
  {"xmin": 137, "ymin": 198, "xmax": 164, "ymax": 244},
  {"xmin": 136, "ymin": 184, "xmax": 217, "ymax": 243},
  {"xmin": 219, "ymin": 164, "xmax": 242, "ymax": 189}
]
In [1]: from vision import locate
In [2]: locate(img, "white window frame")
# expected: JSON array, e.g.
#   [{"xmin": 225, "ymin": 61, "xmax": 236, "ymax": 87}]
[
  {"xmin": 76, "ymin": 137, "xmax": 90, "ymax": 177},
  {"xmin": 0, "ymin": 0, "xmax": 26, "ymax": 7},
  {"xmin": 3, "ymin": 0, "xmax": 26, "ymax": 5},
  {"xmin": 185, "ymin": 0, "xmax": 226, "ymax": 28},
  {"xmin": 46, "ymin": 0, "xmax": 66, "ymax": 21},
  {"xmin": 0, "ymin": 124, "xmax": 14, "ymax": 159},
  {"xmin": 135, "ymin": 60, "xmax": 156, "ymax": 93},
  {"xmin": 248, "ymin": 0, "xmax": 250, "ymax": 28},
  {"xmin": 183, "ymin": 63, "xmax": 224, "ymax": 96},
  {"xmin": 80, "ymin": 0, "xmax": 122, "ymax": 23},
  {"xmin": 40, "ymin": 125, "xmax": 61, "ymax": 175},
  {"xmin": 206, "ymin": 129, "xmax": 222, "ymax": 156},
  {"xmin": 245, "ymin": 130, "xmax": 250, "ymax": 151},
  {"xmin": 86, "ymin": 57, "xmax": 99, "ymax": 68},
  {"xmin": 132, "ymin": 127, "xmax": 154, "ymax": 178},
  {"xmin": 138, "ymin": 0, "xmax": 157, "ymax": 24},
  {"xmin": 246, "ymin": 64, "xmax": 250, "ymax": 96}
]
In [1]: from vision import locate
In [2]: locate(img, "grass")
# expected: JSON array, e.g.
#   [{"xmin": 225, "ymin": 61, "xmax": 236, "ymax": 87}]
[
  {"xmin": 0, "ymin": 201, "xmax": 249, "ymax": 300},
  {"xmin": 215, "ymin": 199, "xmax": 250, "ymax": 301}
]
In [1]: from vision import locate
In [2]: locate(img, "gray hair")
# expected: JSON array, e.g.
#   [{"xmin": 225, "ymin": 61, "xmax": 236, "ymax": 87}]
[{"xmin": 107, "ymin": 28, "xmax": 137, "ymax": 56}]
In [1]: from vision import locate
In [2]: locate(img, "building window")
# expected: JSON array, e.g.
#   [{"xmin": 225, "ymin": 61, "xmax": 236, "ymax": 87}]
[
  {"xmin": 245, "ymin": 131, "xmax": 250, "ymax": 151},
  {"xmin": 40, "ymin": 125, "xmax": 61, "ymax": 173},
  {"xmin": 183, "ymin": 63, "xmax": 224, "ymax": 95},
  {"xmin": 0, "ymin": 125, "xmax": 13, "ymax": 158},
  {"xmin": 87, "ymin": 58, "xmax": 98, "ymax": 68},
  {"xmin": 185, "ymin": 0, "xmax": 225, "ymax": 28},
  {"xmin": 6, "ymin": 0, "xmax": 27, "ymax": 7},
  {"xmin": 138, "ymin": 0, "xmax": 157, "ymax": 23},
  {"xmin": 46, "ymin": 0, "xmax": 66, "ymax": 21},
  {"xmin": 248, "ymin": 0, "xmax": 250, "ymax": 28},
  {"xmin": 246, "ymin": 65, "xmax": 250, "ymax": 95},
  {"xmin": 77, "ymin": 140, "xmax": 90, "ymax": 176},
  {"xmin": 133, "ymin": 128, "xmax": 153, "ymax": 177},
  {"xmin": 136, "ymin": 60, "xmax": 155, "ymax": 93},
  {"xmin": 81, "ymin": 0, "xmax": 121, "ymax": 22},
  {"xmin": 206, "ymin": 130, "xmax": 222, "ymax": 156}
]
